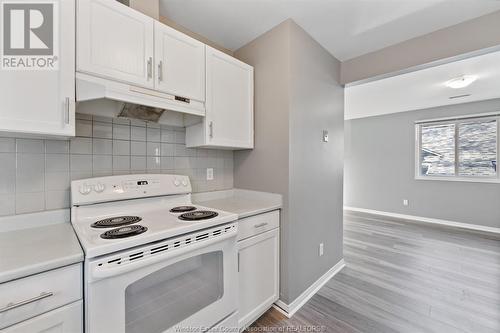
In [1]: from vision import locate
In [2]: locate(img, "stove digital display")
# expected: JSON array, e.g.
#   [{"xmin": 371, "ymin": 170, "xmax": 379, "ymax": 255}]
[{"xmin": 137, "ymin": 181, "xmax": 148, "ymax": 186}]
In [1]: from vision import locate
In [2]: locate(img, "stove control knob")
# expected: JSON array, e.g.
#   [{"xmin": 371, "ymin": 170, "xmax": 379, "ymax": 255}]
[
  {"xmin": 79, "ymin": 184, "xmax": 92, "ymax": 195},
  {"xmin": 173, "ymin": 179, "xmax": 180, "ymax": 187},
  {"xmin": 94, "ymin": 183, "xmax": 106, "ymax": 193},
  {"xmin": 181, "ymin": 179, "xmax": 188, "ymax": 187}
]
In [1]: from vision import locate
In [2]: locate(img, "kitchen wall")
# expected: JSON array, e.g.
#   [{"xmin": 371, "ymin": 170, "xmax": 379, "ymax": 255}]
[
  {"xmin": 0, "ymin": 113, "xmax": 233, "ymax": 217},
  {"xmin": 287, "ymin": 21, "xmax": 344, "ymax": 303},
  {"xmin": 234, "ymin": 19, "xmax": 344, "ymax": 305},
  {"xmin": 233, "ymin": 20, "xmax": 292, "ymax": 301},
  {"xmin": 344, "ymin": 98, "xmax": 500, "ymax": 229}
]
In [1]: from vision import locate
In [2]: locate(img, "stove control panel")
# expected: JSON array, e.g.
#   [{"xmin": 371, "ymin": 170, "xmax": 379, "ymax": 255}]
[{"xmin": 71, "ymin": 174, "xmax": 192, "ymax": 206}]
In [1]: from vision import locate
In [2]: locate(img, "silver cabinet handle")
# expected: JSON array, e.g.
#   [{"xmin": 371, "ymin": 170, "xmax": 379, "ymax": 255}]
[
  {"xmin": 254, "ymin": 223, "xmax": 268, "ymax": 228},
  {"xmin": 147, "ymin": 57, "xmax": 153, "ymax": 79},
  {"xmin": 237, "ymin": 252, "xmax": 240, "ymax": 272},
  {"xmin": 209, "ymin": 121, "xmax": 214, "ymax": 138},
  {"xmin": 0, "ymin": 292, "xmax": 54, "ymax": 313},
  {"xmin": 158, "ymin": 61, "xmax": 163, "ymax": 82},
  {"xmin": 64, "ymin": 97, "xmax": 70, "ymax": 124}
]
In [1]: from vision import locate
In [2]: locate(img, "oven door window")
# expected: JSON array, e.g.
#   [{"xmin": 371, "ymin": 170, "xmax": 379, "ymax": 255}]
[{"xmin": 125, "ymin": 251, "xmax": 224, "ymax": 333}]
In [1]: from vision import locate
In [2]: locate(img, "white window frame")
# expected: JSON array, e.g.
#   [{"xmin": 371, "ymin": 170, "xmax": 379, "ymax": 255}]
[{"xmin": 415, "ymin": 113, "xmax": 500, "ymax": 184}]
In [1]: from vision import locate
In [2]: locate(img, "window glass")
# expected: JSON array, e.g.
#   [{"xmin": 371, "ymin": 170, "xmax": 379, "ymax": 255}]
[
  {"xmin": 458, "ymin": 120, "xmax": 497, "ymax": 177},
  {"xmin": 420, "ymin": 123, "xmax": 455, "ymax": 176}
]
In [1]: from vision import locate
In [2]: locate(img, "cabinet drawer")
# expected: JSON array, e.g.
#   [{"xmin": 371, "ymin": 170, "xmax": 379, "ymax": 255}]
[
  {"xmin": 0, "ymin": 264, "xmax": 82, "ymax": 329},
  {"xmin": 1, "ymin": 301, "xmax": 82, "ymax": 333},
  {"xmin": 237, "ymin": 210, "xmax": 279, "ymax": 241}
]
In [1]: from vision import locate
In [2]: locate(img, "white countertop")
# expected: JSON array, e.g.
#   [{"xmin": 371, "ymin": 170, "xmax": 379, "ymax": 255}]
[
  {"xmin": 193, "ymin": 189, "xmax": 282, "ymax": 219},
  {"xmin": 0, "ymin": 210, "xmax": 84, "ymax": 284}
]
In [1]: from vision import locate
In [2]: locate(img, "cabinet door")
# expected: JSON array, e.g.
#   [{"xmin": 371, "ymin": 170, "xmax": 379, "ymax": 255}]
[
  {"xmin": 77, "ymin": 0, "xmax": 154, "ymax": 88},
  {"xmin": 238, "ymin": 228, "xmax": 279, "ymax": 329},
  {"xmin": 0, "ymin": 0, "xmax": 75, "ymax": 136},
  {"xmin": 154, "ymin": 22, "xmax": 205, "ymax": 102},
  {"xmin": 206, "ymin": 46, "xmax": 254, "ymax": 148},
  {"xmin": 2, "ymin": 301, "xmax": 82, "ymax": 333}
]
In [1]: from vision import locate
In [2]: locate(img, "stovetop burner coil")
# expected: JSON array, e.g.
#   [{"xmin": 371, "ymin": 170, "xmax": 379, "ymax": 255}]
[
  {"xmin": 100, "ymin": 225, "xmax": 148, "ymax": 239},
  {"xmin": 178, "ymin": 211, "xmax": 219, "ymax": 221},
  {"xmin": 91, "ymin": 216, "xmax": 142, "ymax": 228}
]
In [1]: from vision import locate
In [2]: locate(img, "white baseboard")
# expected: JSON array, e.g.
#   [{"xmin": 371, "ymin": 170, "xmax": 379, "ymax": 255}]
[
  {"xmin": 344, "ymin": 206, "xmax": 500, "ymax": 235},
  {"xmin": 273, "ymin": 259, "xmax": 345, "ymax": 318}
]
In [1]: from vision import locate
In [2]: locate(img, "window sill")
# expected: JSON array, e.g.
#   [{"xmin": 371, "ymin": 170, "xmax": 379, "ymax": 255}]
[{"xmin": 415, "ymin": 176, "xmax": 500, "ymax": 184}]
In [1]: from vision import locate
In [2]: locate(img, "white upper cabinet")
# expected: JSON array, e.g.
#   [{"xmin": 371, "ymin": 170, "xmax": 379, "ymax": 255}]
[
  {"xmin": 186, "ymin": 47, "xmax": 254, "ymax": 149},
  {"xmin": 0, "ymin": 0, "xmax": 75, "ymax": 137},
  {"xmin": 154, "ymin": 21, "xmax": 205, "ymax": 102},
  {"xmin": 77, "ymin": 0, "xmax": 155, "ymax": 89}
]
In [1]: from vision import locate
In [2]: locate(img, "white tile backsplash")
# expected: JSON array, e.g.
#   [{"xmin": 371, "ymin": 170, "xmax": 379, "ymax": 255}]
[
  {"xmin": 45, "ymin": 190, "xmax": 70, "ymax": 210},
  {"xmin": 112, "ymin": 156, "xmax": 130, "ymax": 171},
  {"xmin": 70, "ymin": 137, "xmax": 92, "ymax": 154},
  {"xmin": 45, "ymin": 172, "xmax": 70, "ymax": 191},
  {"xmin": 130, "ymin": 156, "xmax": 146, "ymax": 170},
  {"xmin": 113, "ymin": 124, "xmax": 130, "ymax": 140},
  {"xmin": 16, "ymin": 139, "xmax": 44, "ymax": 153},
  {"xmin": 146, "ymin": 127, "xmax": 161, "ymax": 142},
  {"xmin": 15, "ymin": 192, "xmax": 45, "ymax": 214},
  {"xmin": 113, "ymin": 140, "xmax": 130, "ymax": 156},
  {"xmin": 46, "ymin": 154, "xmax": 70, "ymax": 172},
  {"xmin": 0, "ymin": 194, "xmax": 15, "ymax": 215},
  {"xmin": 71, "ymin": 154, "xmax": 92, "ymax": 172},
  {"xmin": 0, "ymin": 114, "xmax": 234, "ymax": 216},
  {"xmin": 0, "ymin": 138, "xmax": 15, "ymax": 153},
  {"xmin": 131, "ymin": 126, "xmax": 146, "ymax": 141},
  {"xmin": 75, "ymin": 120, "xmax": 92, "ymax": 137},
  {"xmin": 93, "ymin": 138, "xmax": 113, "ymax": 155},
  {"xmin": 93, "ymin": 121, "xmax": 113, "ymax": 139},
  {"xmin": 45, "ymin": 140, "xmax": 69, "ymax": 154},
  {"xmin": 146, "ymin": 142, "xmax": 161, "ymax": 156},
  {"xmin": 131, "ymin": 141, "xmax": 146, "ymax": 156},
  {"xmin": 92, "ymin": 155, "xmax": 112, "ymax": 171}
]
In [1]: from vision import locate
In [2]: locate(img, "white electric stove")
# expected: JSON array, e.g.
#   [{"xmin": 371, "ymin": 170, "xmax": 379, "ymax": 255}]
[{"xmin": 71, "ymin": 174, "xmax": 239, "ymax": 333}]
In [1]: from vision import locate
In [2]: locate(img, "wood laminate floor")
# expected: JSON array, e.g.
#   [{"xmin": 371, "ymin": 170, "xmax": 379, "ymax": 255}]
[{"xmin": 247, "ymin": 212, "xmax": 500, "ymax": 333}]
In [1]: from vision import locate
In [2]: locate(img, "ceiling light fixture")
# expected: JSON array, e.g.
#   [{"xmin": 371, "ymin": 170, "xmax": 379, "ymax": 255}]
[{"xmin": 444, "ymin": 75, "xmax": 478, "ymax": 89}]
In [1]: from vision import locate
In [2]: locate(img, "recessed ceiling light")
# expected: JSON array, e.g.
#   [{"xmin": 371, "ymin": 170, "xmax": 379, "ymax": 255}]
[{"xmin": 444, "ymin": 75, "xmax": 478, "ymax": 89}]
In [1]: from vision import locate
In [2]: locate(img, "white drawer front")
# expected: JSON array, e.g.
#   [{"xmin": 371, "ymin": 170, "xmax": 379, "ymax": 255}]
[
  {"xmin": 0, "ymin": 264, "xmax": 82, "ymax": 329},
  {"xmin": 2, "ymin": 301, "xmax": 82, "ymax": 333},
  {"xmin": 237, "ymin": 210, "xmax": 279, "ymax": 241}
]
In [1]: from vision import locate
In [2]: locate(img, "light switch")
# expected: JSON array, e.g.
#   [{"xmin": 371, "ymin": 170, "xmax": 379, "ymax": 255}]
[{"xmin": 322, "ymin": 130, "xmax": 329, "ymax": 142}]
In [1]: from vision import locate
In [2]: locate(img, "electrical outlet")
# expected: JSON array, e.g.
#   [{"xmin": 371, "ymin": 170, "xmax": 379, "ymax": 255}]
[
  {"xmin": 319, "ymin": 243, "xmax": 324, "ymax": 256},
  {"xmin": 403, "ymin": 199, "xmax": 409, "ymax": 206},
  {"xmin": 206, "ymin": 168, "xmax": 214, "ymax": 181}
]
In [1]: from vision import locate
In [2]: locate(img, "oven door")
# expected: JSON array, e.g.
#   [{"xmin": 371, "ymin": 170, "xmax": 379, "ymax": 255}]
[{"xmin": 85, "ymin": 225, "xmax": 238, "ymax": 333}]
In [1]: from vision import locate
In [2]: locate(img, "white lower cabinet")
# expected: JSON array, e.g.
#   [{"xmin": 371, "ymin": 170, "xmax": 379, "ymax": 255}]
[
  {"xmin": 237, "ymin": 211, "xmax": 279, "ymax": 330},
  {"xmin": 0, "ymin": 264, "xmax": 83, "ymax": 332},
  {"xmin": 2, "ymin": 301, "xmax": 82, "ymax": 333}
]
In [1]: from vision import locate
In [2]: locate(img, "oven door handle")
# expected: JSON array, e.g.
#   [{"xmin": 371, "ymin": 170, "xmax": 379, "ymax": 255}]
[{"xmin": 91, "ymin": 232, "xmax": 237, "ymax": 280}]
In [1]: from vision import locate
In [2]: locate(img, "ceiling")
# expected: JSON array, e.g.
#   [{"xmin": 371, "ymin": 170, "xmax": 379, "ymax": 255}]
[
  {"xmin": 345, "ymin": 49, "xmax": 500, "ymax": 119},
  {"xmin": 159, "ymin": 0, "xmax": 500, "ymax": 61}
]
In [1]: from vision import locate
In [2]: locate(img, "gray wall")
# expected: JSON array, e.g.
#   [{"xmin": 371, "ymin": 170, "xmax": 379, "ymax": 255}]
[
  {"xmin": 345, "ymin": 98, "xmax": 500, "ymax": 229},
  {"xmin": 287, "ymin": 22, "xmax": 344, "ymax": 302},
  {"xmin": 234, "ymin": 20, "xmax": 292, "ymax": 302},
  {"xmin": 234, "ymin": 20, "xmax": 344, "ymax": 304},
  {"xmin": 0, "ymin": 113, "xmax": 233, "ymax": 217},
  {"xmin": 341, "ymin": 10, "xmax": 500, "ymax": 84}
]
